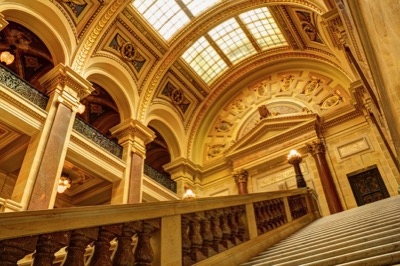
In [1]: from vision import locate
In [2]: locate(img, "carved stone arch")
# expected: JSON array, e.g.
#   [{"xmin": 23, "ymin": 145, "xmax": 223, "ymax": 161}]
[{"xmin": 0, "ymin": 0, "xmax": 74, "ymax": 65}]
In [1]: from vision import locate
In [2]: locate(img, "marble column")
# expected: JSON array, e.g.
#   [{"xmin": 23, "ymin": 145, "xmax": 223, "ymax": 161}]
[
  {"xmin": 110, "ymin": 119, "xmax": 155, "ymax": 204},
  {"xmin": 306, "ymin": 139, "xmax": 343, "ymax": 214},
  {"xmin": 12, "ymin": 64, "xmax": 92, "ymax": 210},
  {"xmin": 233, "ymin": 169, "xmax": 249, "ymax": 194}
]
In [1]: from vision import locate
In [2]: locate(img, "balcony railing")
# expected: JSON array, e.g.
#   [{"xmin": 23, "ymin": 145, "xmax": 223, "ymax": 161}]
[
  {"xmin": 73, "ymin": 117, "xmax": 123, "ymax": 159},
  {"xmin": 0, "ymin": 188, "xmax": 319, "ymax": 265},
  {"xmin": 0, "ymin": 64, "xmax": 49, "ymax": 109},
  {"xmin": 144, "ymin": 164, "xmax": 177, "ymax": 193}
]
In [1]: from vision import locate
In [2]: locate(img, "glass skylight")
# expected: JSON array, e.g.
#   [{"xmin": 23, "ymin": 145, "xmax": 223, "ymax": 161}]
[
  {"xmin": 239, "ymin": 7, "xmax": 287, "ymax": 49},
  {"xmin": 183, "ymin": 0, "xmax": 220, "ymax": 16},
  {"xmin": 132, "ymin": 0, "xmax": 220, "ymax": 40},
  {"xmin": 209, "ymin": 18, "xmax": 257, "ymax": 63},
  {"xmin": 132, "ymin": 1, "xmax": 190, "ymax": 40},
  {"xmin": 182, "ymin": 7, "xmax": 287, "ymax": 84},
  {"xmin": 182, "ymin": 37, "xmax": 228, "ymax": 84}
]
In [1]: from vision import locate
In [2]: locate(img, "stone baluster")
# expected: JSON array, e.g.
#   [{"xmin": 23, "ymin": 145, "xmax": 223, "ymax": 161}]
[
  {"xmin": 262, "ymin": 202, "xmax": 273, "ymax": 231},
  {"xmin": 113, "ymin": 222, "xmax": 140, "ymax": 266},
  {"xmin": 64, "ymin": 227, "xmax": 99, "ymax": 266},
  {"xmin": 235, "ymin": 206, "xmax": 246, "ymax": 242},
  {"xmin": 209, "ymin": 209, "xmax": 226, "ymax": 253},
  {"xmin": 201, "ymin": 212, "xmax": 216, "ymax": 258},
  {"xmin": 33, "ymin": 231, "xmax": 71, "ymax": 265},
  {"xmin": 188, "ymin": 214, "xmax": 206, "ymax": 263},
  {"xmin": 181, "ymin": 215, "xmax": 193, "ymax": 266},
  {"xmin": 228, "ymin": 207, "xmax": 241, "ymax": 245},
  {"xmin": 134, "ymin": 219, "xmax": 159, "ymax": 266},
  {"xmin": 0, "ymin": 236, "xmax": 38, "ymax": 265},
  {"xmin": 271, "ymin": 201, "xmax": 282, "ymax": 227},
  {"xmin": 254, "ymin": 202, "xmax": 265, "ymax": 235},
  {"xmin": 220, "ymin": 209, "xmax": 234, "ymax": 249},
  {"xmin": 278, "ymin": 199, "xmax": 288, "ymax": 224},
  {"xmin": 91, "ymin": 224, "xmax": 122, "ymax": 266}
]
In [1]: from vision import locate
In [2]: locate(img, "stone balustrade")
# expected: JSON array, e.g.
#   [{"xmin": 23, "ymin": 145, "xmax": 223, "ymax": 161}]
[{"xmin": 0, "ymin": 188, "xmax": 319, "ymax": 265}]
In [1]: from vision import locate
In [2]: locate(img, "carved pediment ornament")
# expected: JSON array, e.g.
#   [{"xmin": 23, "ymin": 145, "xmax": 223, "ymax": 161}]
[{"xmin": 320, "ymin": 93, "xmax": 343, "ymax": 110}]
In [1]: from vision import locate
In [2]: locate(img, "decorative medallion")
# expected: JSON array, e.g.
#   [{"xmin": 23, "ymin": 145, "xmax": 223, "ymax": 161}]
[
  {"xmin": 231, "ymin": 98, "xmax": 247, "ymax": 113},
  {"xmin": 320, "ymin": 92, "xmax": 343, "ymax": 110},
  {"xmin": 214, "ymin": 119, "xmax": 233, "ymax": 133},
  {"xmin": 302, "ymin": 77, "xmax": 321, "ymax": 95},
  {"xmin": 109, "ymin": 33, "xmax": 146, "ymax": 72},
  {"xmin": 279, "ymin": 75, "xmax": 294, "ymax": 92},
  {"xmin": 62, "ymin": 0, "xmax": 88, "ymax": 18},
  {"xmin": 296, "ymin": 11, "xmax": 323, "ymax": 44},
  {"xmin": 255, "ymin": 81, "xmax": 269, "ymax": 97},
  {"xmin": 161, "ymin": 82, "xmax": 190, "ymax": 114},
  {"xmin": 208, "ymin": 144, "xmax": 226, "ymax": 158}
]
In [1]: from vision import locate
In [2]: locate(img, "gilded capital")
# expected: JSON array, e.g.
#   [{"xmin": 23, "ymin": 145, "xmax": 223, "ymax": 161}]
[
  {"xmin": 306, "ymin": 139, "xmax": 325, "ymax": 155},
  {"xmin": 39, "ymin": 64, "xmax": 94, "ymax": 110},
  {"xmin": 233, "ymin": 169, "xmax": 248, "ymax": 184},
  {"xmin": 110, "ymin": 118, "xmax": 155, "ymax": 156}
]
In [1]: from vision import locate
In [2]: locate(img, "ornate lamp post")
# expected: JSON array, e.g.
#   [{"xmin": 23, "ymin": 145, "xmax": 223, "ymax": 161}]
[{"xmin": 288, "ymin": 150, "xmax": 307, "ymax": 188}]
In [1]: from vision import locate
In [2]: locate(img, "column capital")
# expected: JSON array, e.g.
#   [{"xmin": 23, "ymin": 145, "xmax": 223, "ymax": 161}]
[
  {"xmin": 110, "ymin": 118, "xmax": 155, "ymax": 157},
  {"xmin": 306, "ymin": 139, "xmax": 325, "ymax": 155},
  {"xmin": 39, "ymin": 63, "xmax": 93, "ymax": 110},
  {"xmin": 163, "ymin": 157, "xmax": 201, "ymax": 179},
  {"xmin": 232, "ymin": 169, "xmax": 248, "ymax": 184},
  {"xmin": 0, "ymin": 13, "xmax": 8, "ymax": 31}
]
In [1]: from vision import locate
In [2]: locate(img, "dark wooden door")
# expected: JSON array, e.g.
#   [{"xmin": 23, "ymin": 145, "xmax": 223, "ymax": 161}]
[{"xmin": 347, "ymin": 165, "xmax": 390, "ymax": 206}]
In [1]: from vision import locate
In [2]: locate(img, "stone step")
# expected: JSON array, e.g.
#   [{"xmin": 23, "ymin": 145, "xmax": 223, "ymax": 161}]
[
  {"xmin": 242, "ymin": 196, "xmax": 400, "ymax": 266},
  {"xmin": 260, "ymin": 210, "xmax": 400, "ymax": 255},
  {"xmin": 247, "ymin": 237, "xmax": 400, "ymax": 266},
  {"xmin": 248, "ymin": 225, "xmax": 400, "ymax": 262}
]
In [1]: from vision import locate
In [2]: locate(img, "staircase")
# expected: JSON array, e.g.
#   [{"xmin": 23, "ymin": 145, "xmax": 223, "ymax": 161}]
[{"xmin": 242, "ymin": 195, "xmax": 400, "ymax": 266}]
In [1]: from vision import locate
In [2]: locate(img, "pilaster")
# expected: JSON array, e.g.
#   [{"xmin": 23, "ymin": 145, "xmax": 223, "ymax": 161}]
[{"xmin": 110, "ymin": 118, "xmax": 155, "ymax": 203}]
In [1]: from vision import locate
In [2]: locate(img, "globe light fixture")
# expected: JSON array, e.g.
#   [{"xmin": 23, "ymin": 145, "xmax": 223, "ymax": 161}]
[
  {"xmin": 288, "ymin": 149, "xmax": 307, "ymax": 188},
  {"xmin": 57, "ymin": 173, "xmax": 72, "ymax": 193}
]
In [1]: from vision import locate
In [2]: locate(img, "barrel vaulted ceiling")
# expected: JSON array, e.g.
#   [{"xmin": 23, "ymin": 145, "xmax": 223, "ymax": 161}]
[{"xmin": 1, "ymin": 0, "xmax": 363, "ymax": 166}]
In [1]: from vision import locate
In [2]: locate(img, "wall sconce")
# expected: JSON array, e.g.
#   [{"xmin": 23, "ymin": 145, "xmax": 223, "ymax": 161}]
[
  {"xmin": 57, "ymin": 173, "xmax": 72, "ymax": 193},
  {"xmin": 287, "ymin": 149, "xmax": 307, "ymax": 188},
  {"xmin": 0, "ymin": 45, "xmax": 16, "ymax": 65},
  {"xmin": 182, "ymin": 188, "xmax": 196, "ymax": 199}
]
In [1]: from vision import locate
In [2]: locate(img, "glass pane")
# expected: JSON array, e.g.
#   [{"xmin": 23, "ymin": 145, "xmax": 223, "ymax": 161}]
[
  {"xmin": 182, "ymin": 37, "xmax": 228, "ymax": 83},
  {"xmin": 239, "ymin": 7, "xmax": 287, "ymax": 49}
]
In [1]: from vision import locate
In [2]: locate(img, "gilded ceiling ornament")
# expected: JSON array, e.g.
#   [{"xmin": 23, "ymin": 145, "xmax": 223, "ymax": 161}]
[
  {"xmin": 320, "ymin": 92, "xmax": 343, "ymax": 110},
  {"xmin": 279, "ymin": 75, "xmax": 294, "ymax": 92},
  {"xmin": 62, "ymin": 0, "xmax": 87, "ymax": 17},
  {"xmin": 258, "ymin": 105, "xmax": 271, "ymax": 119},
  {"xmin": 255, "ymin": 81, "xmax": 268, "ymax": 97},
  {"xmin": 208, "ymin": 144, "xmax": 226, "ymax": 158},
  {"xmin": 214, "ymin": 119, "xmax": 233, "ymax": 133},
  {"xmin": 170, "ymin": 88, "xmax": 184, "ymax": 105},
  {"xmin": 120, "ymin": 42, "xmax": 137, "ymax": 61},
  {"xmin": 231, "ymin": 99, "xmax": 247, "ymax": 113},
  {"xmin": 302, "ymin": 77, "xmax": 321, "ymax": 95}
]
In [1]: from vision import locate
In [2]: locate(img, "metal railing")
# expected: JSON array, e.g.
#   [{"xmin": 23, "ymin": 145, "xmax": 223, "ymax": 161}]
[
  {"xmin": 0, "ymin": 64, "xmax": 49, "ymax": 109},
  {"xmin": 73, "ymin": 117, "xmax": 123, "ymax": 159},
  {"xmin": 144, "ymin": 163, "xmax": 177, "ymax": 193}
]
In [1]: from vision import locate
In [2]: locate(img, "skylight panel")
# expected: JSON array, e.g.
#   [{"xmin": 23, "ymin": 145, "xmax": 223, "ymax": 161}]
[
  {"xmin": 209, "ymin": 18, "xmax": 256, "ymax": 63},
  {"xmin": 132, "ymin": 0, "xmax": 190, "ymax": 40},
  {"xmin": 239, "ymin": 7, "xmax": 287, "ymax": 49},
  {"xmin": 183, "ymin": 0, "xmax": 220, "ymax": 16},
  {"xmin": 182, "ymin": 37, "xmax": 228, "ymax": 83}
]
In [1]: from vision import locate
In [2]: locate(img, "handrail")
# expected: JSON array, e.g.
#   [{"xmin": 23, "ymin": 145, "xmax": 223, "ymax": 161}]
[{"xmin": 0, "ymin": 188, "xmax": 320, "ymax": 265}]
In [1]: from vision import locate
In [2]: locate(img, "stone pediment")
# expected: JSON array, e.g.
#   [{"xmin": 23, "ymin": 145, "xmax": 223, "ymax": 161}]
[{"xmin": 225, "ymin": 113, "xmax": 319, "ymax": 162}]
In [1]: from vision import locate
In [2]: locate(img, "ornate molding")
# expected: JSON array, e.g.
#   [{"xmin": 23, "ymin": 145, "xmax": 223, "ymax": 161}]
[{"xmin": 73, "ymin": 0, "xmax": 125, "ymax": 73}]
